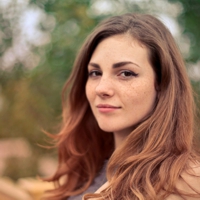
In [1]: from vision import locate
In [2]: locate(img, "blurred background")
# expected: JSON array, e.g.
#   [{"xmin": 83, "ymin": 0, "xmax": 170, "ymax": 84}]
[{"xmin": 0, "ymin": 0, "xmax": 199, "ymax": 199}]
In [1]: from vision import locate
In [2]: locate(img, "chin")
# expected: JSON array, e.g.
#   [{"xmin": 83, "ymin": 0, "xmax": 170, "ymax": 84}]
[
  {"xmin": 98, "ymin": 124, "xmax": 117, "ymax": 133},
  {"xmin": 98, "ymin": 124, "xmax": 124, "ymax": 133},
  {"xmin": 98, "ymin": 123, "xmax": 136, "ymax": 135}
]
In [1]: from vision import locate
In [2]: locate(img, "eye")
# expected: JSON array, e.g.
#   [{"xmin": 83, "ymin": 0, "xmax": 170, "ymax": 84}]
[
  {"xmin": 119, "ymin": 70, "xmax": 138, "ymax": 78},
  {"xmin": 88, "ymin": 70, "xmax": 102, "ymax": 77}
]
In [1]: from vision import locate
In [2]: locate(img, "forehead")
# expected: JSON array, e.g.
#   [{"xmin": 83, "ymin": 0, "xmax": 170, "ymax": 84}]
[{"xmin": 89, "ymin": 34, "xmax": 150, "ymax": 66}]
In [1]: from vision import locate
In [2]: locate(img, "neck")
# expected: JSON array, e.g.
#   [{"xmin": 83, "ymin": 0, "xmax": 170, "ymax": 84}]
[{"xmin": 113, "ymin": 130, "xmax": 131, "ymax": 149}]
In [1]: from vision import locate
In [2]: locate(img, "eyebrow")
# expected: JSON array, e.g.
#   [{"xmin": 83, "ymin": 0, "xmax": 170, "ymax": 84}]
[{"xmin": 88, "ymin": 61, "xmax": 140, "ymax": 68}]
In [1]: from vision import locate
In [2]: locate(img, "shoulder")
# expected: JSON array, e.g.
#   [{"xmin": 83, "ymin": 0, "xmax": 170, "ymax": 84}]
[
  {"xmin": 95, "ymin": 181, "xmax": 109, "ymax": 194},
  {"xmin": 83, "ymin": 182, "xmax": 109, "ymax": 200},
  {"xmin": 181, "ymin": 161, "xmax": 200, "ymax": 186},
  {"xmin": 166, "ymin": 161, "xmax": 200, "ymax": 200},
  {"xmin": 90, "ymin": 164, "xmax": 200, "ymax": 200}
]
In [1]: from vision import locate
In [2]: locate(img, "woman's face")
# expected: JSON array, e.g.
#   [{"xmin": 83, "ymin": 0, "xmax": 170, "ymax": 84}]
[{"xmin": 86, "ymin": 34, "xmax": 157, "ymax": 137}]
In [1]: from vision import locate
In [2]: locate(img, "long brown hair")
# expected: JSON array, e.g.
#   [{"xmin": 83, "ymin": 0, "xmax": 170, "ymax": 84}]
[{"xmin": 44, "ymin": 13, "xmax": 200, "ymax": 199}]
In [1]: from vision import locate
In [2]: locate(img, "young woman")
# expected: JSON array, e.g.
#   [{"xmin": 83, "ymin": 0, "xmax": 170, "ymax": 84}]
[{"xmin": 44, "ymin": 13, "xmax": 200, "ymax": 200}]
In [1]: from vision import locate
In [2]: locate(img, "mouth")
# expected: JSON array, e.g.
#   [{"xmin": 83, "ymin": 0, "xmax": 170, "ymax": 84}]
[{"xmin": 96, "ymin": 104, "xmax": 121, "ymax": 113}]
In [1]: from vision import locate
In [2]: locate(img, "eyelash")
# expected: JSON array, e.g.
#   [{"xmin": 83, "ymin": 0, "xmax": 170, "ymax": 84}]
[
  {"xmin": 88, "ymin": 70, "xmax": 102, "ymax": 77},
  {"xmin": 88, "ymin": 70, "xmax": 138, "ymax": 78},
  {"xmin": 119, "ymin": 70, "xmax": 138, "ymax": 77}
]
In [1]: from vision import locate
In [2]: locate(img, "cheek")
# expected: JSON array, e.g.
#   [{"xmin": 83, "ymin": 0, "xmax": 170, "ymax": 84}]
[
  {"xmin": 85, "ymin": 81, "xmax": 94, "ymax": 103},
  {"xmin": 129, "ymin": 81, "xmax": 157, "ymax": 105}
]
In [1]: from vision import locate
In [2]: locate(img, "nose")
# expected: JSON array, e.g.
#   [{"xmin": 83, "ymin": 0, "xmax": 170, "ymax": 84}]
[{"xmin": 95, "ymin": 77, "xmax": 114, "ymax": 98}]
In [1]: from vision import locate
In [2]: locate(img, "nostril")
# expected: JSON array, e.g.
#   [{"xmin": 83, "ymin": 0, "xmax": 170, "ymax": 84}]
[{"xmin": 102, "ymin": 93, "xmax": 109, "ymax": 97}]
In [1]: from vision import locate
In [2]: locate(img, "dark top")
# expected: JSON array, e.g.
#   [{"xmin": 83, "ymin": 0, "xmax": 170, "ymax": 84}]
[{"xmin": 67, "ymin": 160, "xmax": 107, "ymax": 200}]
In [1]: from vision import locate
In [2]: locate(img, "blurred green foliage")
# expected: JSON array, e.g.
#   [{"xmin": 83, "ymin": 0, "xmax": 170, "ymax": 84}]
[
  {"xmin": 0, "ymin": 0, "xmax": 200, "ymax": 180},
  {"xmin": 169, "ymin": 0, "xmax": 200, "ymax": 63},
  {"xmin": 168, "ymin": 0, "xmax": 200, "ymax": 106}
]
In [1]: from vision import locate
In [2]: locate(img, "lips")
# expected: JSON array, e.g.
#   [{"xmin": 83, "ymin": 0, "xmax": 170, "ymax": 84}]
[
  {"xmin": 97, "ymin": 104, "xmax": 120, "ymax": 108},
  {"xmin": 96, "ymin": 104, "xmax": 121, "ymax": 113}
]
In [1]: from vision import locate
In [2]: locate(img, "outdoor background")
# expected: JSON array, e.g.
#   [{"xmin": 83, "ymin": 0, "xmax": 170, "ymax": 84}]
[{"xmin": 0, "ymin": 0, "xmax": 200, "ymax": 199}]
